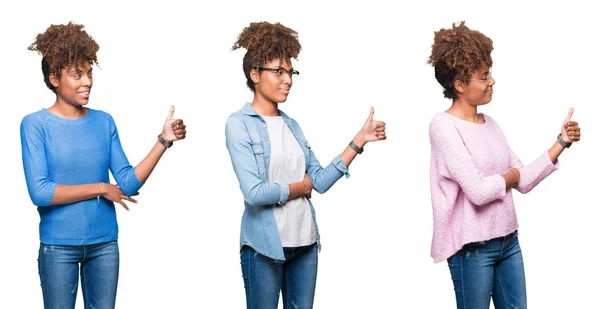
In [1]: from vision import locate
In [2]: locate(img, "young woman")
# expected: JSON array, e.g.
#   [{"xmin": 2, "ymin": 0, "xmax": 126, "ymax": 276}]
[
  {"xmin": 21, "ymin": 22, "xmax": 187, "ymax": 309},
  {"xmin": 225, "ymin": 21, "xmax": 387, "ymax": 309},
  {"xmin": 427, "ymin": 22, "xmax": 581, "ymax": 308}
]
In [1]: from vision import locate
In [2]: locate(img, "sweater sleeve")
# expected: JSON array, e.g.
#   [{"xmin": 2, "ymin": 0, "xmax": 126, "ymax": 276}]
[
  {"xmin": 429, "ymin": 116, "xmax": 506, "ymax": 206},
  {"xmin": 20, "ymin": 116, "xmax": 56, "ymax": 206},
  {"xmin": 225, "ymin": 115, "xmax": 289, "ymax": 206},
  {"xmin": 107, "ymin": 115, "xmax": 143, "ymax": 196},
  {"xmin": 509, "ymin": 148, "xmax": 559, "ymax": 194}
]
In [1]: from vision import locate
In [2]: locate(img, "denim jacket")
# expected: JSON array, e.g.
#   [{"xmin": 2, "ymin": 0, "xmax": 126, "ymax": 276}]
[{"xmin": 225, "ymin": 103, "xmax": 349, "ymax": 261}]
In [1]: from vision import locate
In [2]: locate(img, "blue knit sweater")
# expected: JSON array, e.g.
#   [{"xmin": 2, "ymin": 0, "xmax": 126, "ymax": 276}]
[{"xmin": 20, "ymin": 108, "xmax": 143, "ymax": 245}]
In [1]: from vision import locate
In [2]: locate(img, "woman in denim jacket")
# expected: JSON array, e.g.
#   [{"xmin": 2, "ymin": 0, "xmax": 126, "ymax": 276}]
[{"xmin": 225, "ymin": 21, "xmax": 387, "ymax": 309}]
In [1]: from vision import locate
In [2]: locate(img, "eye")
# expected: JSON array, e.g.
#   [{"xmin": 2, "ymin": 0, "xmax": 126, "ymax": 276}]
[
  {"xmin": 73, "ymin": 75, "xmax": 81, "ymax": 79},
  {"xmin": 274, "ymin": 69, "xmax": 284, "ymax": 76}
]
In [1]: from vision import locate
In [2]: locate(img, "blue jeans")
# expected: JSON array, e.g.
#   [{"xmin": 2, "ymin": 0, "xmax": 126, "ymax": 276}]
[
  {"xmin": 241, "ymin": 243, "xmax": 318, "ymax": 309},
  {"xmin": 38, "ymin": 240, "xmax": 119, "ymax": 309},
  {"xmin": 448, "ymin": 231, "xmax": 527, "ymax": 309}
]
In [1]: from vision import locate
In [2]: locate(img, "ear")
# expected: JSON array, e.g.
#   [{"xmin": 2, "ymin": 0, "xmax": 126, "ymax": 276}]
[
  {"xmin": 250, "ymin": 68, "xmax": 260, "ymax": 86},
  {"xmin": 49, "ymin": 72, "xmax": 60, "ymax": 88},
  {"xmin": 453, "ymin": 79, "xmax": 466, "ymax": 95}
]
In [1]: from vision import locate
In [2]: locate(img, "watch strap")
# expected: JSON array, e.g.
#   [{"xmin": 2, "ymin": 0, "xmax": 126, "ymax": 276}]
[
  {"xmin": 158, "ymin": 133, "xmax": 173, "ymax": 149},
  {"xmin": 557, "ymin": 133, "xmax": 571, "ymax": 149},
  {"xmin": 348, "ymin": 140, "xmax": 363, "ymax": 154}
]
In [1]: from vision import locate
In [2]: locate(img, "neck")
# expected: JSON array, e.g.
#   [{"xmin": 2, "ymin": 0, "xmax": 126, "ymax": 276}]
[
  {"xmin": 49, "ymin": 98, "xmax": 87, "ymax": 119},
  {"xmin": 251, "ymin": 93, "xmax": 279, "ymax": 117},
  {"xmin": 447, "ymin": 98, "xmax": 479, "ymax": 123}
]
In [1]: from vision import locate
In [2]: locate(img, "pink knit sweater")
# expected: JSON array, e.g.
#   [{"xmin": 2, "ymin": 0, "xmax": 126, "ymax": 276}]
[{"xmin": 429, "ymin": 112, "xmax": 559, "ymax": 263}]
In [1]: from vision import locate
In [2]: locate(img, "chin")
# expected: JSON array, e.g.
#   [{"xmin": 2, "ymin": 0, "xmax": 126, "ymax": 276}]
[{"xmin": 480, "ymin": 98, "xmax": 492, "ymax": 105}]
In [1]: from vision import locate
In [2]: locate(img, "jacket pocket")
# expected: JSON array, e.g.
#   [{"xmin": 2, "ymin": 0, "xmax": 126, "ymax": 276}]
[{"xmin": 251, "ymin": 143, "xmax": 266, "ymax": 176}]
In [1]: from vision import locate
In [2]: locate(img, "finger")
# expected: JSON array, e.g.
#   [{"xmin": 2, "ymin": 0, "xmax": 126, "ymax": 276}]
[
  {"xmin": 564, "ymin": 121, "xmax": 578, "ymax": 128},
  {"xmin": 564, "ymin": 107, "xmax": 574, "ymax": 123},
  {"xmin": 365, "ymin": 107, "xmax": 374, "ymax": 123},
  {"xmin": 119, "ymin": 201, "xmax": 129, "ymax": 211},
  {"xmin": 167, "ymin": 105, "xmax": 175, "ymax": 120},
  {"xmin": 171, "ymin": 119, "xmax": 183, "ymax": 128},
  {"xmin": 375, "ymin": 121, "xmax": 385, "ymax": 127},
  {"xmin": 121, "ymin": 195, "xmax": 138, "ymax": 203}
]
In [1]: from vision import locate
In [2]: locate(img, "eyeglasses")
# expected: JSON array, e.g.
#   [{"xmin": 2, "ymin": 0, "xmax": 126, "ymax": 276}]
[
  {"xmin": 467, "ymin": 68, "xmax": 493, "ymax": 84},
  {"xmin": 256, "ymin": 67, "xmax": 300, "ymax": 81}
]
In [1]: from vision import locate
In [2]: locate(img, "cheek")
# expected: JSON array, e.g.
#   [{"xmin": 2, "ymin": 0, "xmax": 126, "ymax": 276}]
[{"xmin": 260, "ymin": 79, "xmax": 279, "ymax": 94}]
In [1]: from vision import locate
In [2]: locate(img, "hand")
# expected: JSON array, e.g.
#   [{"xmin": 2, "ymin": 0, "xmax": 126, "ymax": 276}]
[
  {"xmin": 162, "ymin": 105, "xmax": 187, "ymax": 142},
  {"xmin": 560, "ymin": 107, "xmax": 581, "ymax": 143},
  {"xmin": 100, "ymin": 183, "xmax": 137, "ymax": 211},
  {"xmin": 303, "ymin": 173, "xmax": 313, "ymax": 199},
  {"xmin": 358, "ymin": 107, "xmax": 386, "ymax": 144},
  {"xmin": 503, "ymin": 167, "xmax": 520, "ymax": 189},
  {"xmin": 509, "ymin": 167, "xmax": 520, "ymax": 183}
]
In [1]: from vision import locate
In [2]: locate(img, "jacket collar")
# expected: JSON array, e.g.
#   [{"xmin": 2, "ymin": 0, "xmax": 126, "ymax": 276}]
[{"xmin": 242, "ymin": 102, "xmax": 290, "ymax": 121}]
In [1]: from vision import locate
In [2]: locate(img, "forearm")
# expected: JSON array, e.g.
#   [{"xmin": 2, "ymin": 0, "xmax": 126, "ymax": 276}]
[
  {"xmin": 134, "ymin": 141, "xmax": 167, "ymax": 183},
  {"xmin": 548, "ymin": 141, "xmax": 565, "ymax": 164},
  {"xmin": 340, "ymin": 133, "xmax": 366, "ymax": 167},
  {"xmin": 501, "ymin": 169, "xmax": 520, "ymax": 190},
  {"xmin": 51, "ymin": 183, "xmax": 103, "ymax": 205},
  {"xmin": 287, "ymin": 181, "xmax": 308, "ymax": 200}
]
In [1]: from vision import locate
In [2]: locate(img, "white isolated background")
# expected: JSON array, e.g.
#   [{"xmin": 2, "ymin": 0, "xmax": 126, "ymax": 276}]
[{"xmin": 1, "ymin": 0, "xmax": 598, "ymax": 308}]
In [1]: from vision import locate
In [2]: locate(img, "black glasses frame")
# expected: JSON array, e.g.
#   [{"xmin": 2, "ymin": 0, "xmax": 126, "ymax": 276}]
[{"xmin": 256, "ymin": 67, "xmax": 300, "ymax": 79}]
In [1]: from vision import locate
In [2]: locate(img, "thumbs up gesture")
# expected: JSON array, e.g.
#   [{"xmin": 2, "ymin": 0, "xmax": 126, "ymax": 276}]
[
  {"xmin": 162, "ymin": 105, "xmax": 187, "ymax": 142},
  {"xmin": 359, "ymin": 107, "xmax": 387, "ymax": 143},
  {"xmin": 560, "ymin": 107, "xmax": 581, "ymax": 143}
]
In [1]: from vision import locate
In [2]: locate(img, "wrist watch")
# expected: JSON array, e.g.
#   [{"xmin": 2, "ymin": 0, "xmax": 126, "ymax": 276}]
[
  {"xmin": 158, "ymin": 133, "xmax": 173, "ymax": 149},
  {"xmin": 348, "ymin": 140, "xmax": 364, "ymax": 154},
  {"xmin": 557, "ymin": 133, "xmax": 571, "ymax": 149}
]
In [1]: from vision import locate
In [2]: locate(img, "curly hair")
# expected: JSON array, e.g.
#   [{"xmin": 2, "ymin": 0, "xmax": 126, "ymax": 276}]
[
  {"xmin": 232, "ymin": 21, "xmax": 301, "ymax": 91},
  {"xmin": 427, "ymin": 21, "xmax": 493, "ymax": 99},
  {"xmin": 28, "ymin": 22, "xmax": 99, "ymax": 92}
]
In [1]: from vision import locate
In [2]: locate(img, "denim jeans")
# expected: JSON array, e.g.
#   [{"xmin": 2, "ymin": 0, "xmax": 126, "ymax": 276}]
[
  {"xmin": 447, "ymin": 231, "xmax": 526, "ymax": 309},
  {"xmin": 38, "ymin": 240, "xmax": 119, "ymax": 309},
  {"xmin": 241, "ymin": 242, "xmax": 318, "ymax": 309}
]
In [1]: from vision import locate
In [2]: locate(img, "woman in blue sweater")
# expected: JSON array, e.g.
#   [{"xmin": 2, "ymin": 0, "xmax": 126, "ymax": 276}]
[
  {"xmin": 226, "ymin": 21, "xmax": 387, "ymax": 309},
  {"xmin": 21, "ymin": 22, "xmax": 187, "ymax": 309}
]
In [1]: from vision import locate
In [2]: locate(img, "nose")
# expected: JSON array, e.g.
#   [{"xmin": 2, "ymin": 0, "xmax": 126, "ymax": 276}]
[
  {"xmin": 82, "ymin": 74, "xmax": 93, "ymax": 87},
  {"xmin": 488, "ymin": 76, "xmax": 495, "ymax": 86},
  {"xmin": 282, "ymin": 72, "xmax": 292, "ymax": 85}
]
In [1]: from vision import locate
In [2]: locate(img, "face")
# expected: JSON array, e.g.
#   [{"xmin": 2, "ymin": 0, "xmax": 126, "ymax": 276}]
[
  {"xmin": 455, "ymin": 66, "xmax": 495, "ymax": 106},
  {"xmin": 50, "ymin": 62, "xmax": 93, "ymax": 107},
  {"xmin": 251, "ymin": 58, "xmax": 295, "ymax": 103}
]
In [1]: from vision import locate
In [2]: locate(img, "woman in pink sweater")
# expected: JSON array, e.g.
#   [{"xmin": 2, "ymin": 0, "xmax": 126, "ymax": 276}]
[{"xmin": 427, "ymin": 22, "xmax": 581, "ymax": 309}]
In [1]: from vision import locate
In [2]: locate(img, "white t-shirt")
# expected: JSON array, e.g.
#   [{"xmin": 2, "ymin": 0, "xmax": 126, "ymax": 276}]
[{"xmin": 263, "ymin": 116, "xmax": 316, "ymax": 247}]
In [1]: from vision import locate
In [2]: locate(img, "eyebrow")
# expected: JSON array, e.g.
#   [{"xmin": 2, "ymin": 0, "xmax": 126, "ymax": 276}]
[{"xmin": 67, "ymin": 69, "xmax": 93, "ymax": 75}]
